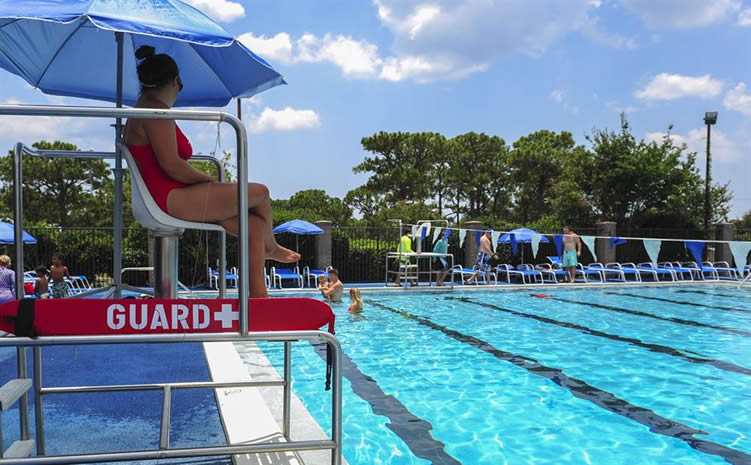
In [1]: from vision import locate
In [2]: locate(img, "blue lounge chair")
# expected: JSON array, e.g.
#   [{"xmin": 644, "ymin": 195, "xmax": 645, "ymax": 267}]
[
  {"xmin": 586, "ymin": 263, "xmax": 626, "ymax": 282},
  {"xmin": 706, "ymin": 261, "xmax": 739, "ymax": 280},
  {"xmin": 535, "ymin": 263, "xmax": 567, "ymax": 283},
  {"xmin": 605, "ymin": 263, "xmax": 642, "ymax": 282},
  {"xmin": 271, "ymin": 266, "xmax": 303, "ymax": 289},
  {"xmin": 303, "ymin": 265, "xmax": 329, "ymax": 288},
  {"xmin": 496, "ymin": 264, "xmax": 543, "ymax": 284},
  {"xmin": 451, "ymin": 265, "xmax": 496, "ymax": 285},
  {"xmin": 208, "ymin": 266, "xmax": 238, "ymax": 289},
  {"xmin": 659, "ymin": 262, "xmax": 695, "ymax": 281},
  {"xmin": 547, "ymin": 256, "xmax": 588, "ymax": 282},
  {"xmin": 682, "ymin": 261, "xmax": 718, "ymax": 280},
  {"xmin": 636, "ymin": 262, "xmax": 677, "ymax": 282}
]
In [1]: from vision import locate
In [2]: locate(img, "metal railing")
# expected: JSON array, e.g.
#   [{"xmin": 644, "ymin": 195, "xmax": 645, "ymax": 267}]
[
  {"xmin": 0, "ymin": 331, "xmax": 342, "ymax": 464},
  {"xmin": 1, "ymin": 104, "xmax": 250, "ymax": 330}
]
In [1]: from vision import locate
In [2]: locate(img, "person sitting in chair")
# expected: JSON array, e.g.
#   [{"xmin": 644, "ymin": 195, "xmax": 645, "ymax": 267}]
[{"xmin": 124, "ymin": 45, "xmax": 299, "ymax": 297}]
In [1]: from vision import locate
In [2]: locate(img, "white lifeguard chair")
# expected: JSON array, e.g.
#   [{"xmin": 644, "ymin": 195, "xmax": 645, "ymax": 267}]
[{"xmin": 120, "ymin": 143, "xmax": 224, "ymax": 298}]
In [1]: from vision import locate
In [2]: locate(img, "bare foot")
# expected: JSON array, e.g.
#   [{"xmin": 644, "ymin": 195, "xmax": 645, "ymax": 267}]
[{"xmin": 266, "ymin": 244, "xmax": 301, "ymax": 263}]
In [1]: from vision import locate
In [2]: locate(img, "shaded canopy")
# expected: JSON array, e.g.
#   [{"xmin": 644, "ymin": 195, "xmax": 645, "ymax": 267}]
[{"xmin": 273, "ymin": 220, "xmax": 324, "ymax": 236}]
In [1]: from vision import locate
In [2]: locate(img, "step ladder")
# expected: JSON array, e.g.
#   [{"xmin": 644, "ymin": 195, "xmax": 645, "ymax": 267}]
[{"xmin": 0, "ymin": 370, "xmax": 34, "ymax": 458}]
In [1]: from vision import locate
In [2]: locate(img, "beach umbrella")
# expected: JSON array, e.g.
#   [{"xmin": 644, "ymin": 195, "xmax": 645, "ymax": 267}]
[
  {"xmin": 0, "ymin": 0, "xmax": 284, "ymax": 294},
  {"xmin": 498, "ymin": 228, "xmax": 550, "ymax": 263},
  {"xmin": 0, "ymin": 222, "xmax": 36, "ymax": 244},
  {"xmin": 273, "ymin": 220, "xmax": 324, "ymax": 264}
]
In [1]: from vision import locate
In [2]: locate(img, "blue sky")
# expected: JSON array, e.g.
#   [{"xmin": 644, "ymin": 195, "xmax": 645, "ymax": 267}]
[{"xmin": 1, "ymin": 0, "xmax": 750, "ymax": 218}]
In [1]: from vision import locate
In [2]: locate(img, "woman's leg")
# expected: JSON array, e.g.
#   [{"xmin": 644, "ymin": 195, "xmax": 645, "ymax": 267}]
[
  {"xmin": 167, "ymin": 182, "xmax": 299, "ymax": 262},
  {"xmin": 218, "ymin": 213, "xmax": 267, "ymax": 297}
]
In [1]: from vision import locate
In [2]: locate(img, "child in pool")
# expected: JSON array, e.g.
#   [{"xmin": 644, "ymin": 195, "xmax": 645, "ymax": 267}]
[
  {"xmin": 317, "ymin": 274, "xmax": 328, "ymax": 297},
  {"xmin": 348, "ymin": 288, "xmax": 363, "ymax": 313}
]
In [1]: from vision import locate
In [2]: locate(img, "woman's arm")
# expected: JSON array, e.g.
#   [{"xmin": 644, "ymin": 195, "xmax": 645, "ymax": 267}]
[{"xmin": 144, "ymin": 119, "xmax": 212, "ymax": 184}]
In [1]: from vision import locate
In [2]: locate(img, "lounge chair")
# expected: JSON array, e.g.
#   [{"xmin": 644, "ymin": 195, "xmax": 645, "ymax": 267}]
[
  {"xmin": 451, "ymin": 265, "xmax": 496, "ymax": 285},
  {"xmin": 605, "ymin": 263, "xmax": 642, "ymax": 282},
  {"xmin": 659, "ymin": 262, "xmax": 695, "ymax": 281},
  {"xmin": 535, "ymin": 263, "xmax": 566, "ymax": 283},
  {"xmin": 618, "ymin": 262, "xmax": 660, "ymax": 282},
  {"xmin": 546, "ymin": 256, "xmax": 588, "ymax": 282},
  {"xmin": 636, "ymin": 262, "xmax": 677, "ymax": 282},
  {"xmin": 303, "ymin": 265, "xmax": 329, "ymax": 288},
  {"xmin": 208, "ymin": 266, "xmax": 238, "ymax": 289},
  {"xmin": 586, "ymin": 263, "xmax": 626, "ymax": 282},
  {"xmin": 706, "ymin": 261, "xmax": 739, "ymax": 280},
  {"xmin": 271, "ymin": 266, "xmax": 303, "ymax": 289},
  {"xmin": 682, "ymin": 261, "xmax": 718, "ymax": 280},
  {"xmin": 496, "ymin": 264, "xmax": 543, "ymax": 284}
]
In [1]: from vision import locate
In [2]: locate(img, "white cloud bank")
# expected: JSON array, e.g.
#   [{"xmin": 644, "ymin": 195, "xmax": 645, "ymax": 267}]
[
  {"xmin": 740, "ymin": 8, "xmax": 751, "ymax": 26},
  {"xmin": 247, "ymin": 107, "xmax": 321, "ymax": 133},
  {"xmin": 646, "ymin": 129, "xmax": 742, "ymax": 163},
  {"xmin": 635, "ymin": 73, "xmax": 723, "ymax": 100},
  {"xmin": 622, "ymin": 0, "xmax": 741, "ymax": 28},
  {"xmin": 181, "ymin": 0, "xmax": 245, "ymax": 22},
  {"xmin": 724, "ymin": 82, "xmax": 751, "ymax": 116},
  {"xmin": 239, "ymin": 0, "xmax": 634, "ymax": 82}
]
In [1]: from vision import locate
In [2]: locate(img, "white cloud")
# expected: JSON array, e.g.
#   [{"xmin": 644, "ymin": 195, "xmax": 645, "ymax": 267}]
[
  {"xmin": 237, "ymin": 32, "xmax": 293, "ymax": 64},
  {"xmin": 621, "ymin": 0, "xmax": 741, "ymax": 28},
  {"xmin": 550, "ymin": 89, "xmax": 580, "ymax": 114},
  {"xmin": 646, "ymin": 129, "xmax": 742, "ymax": 162},
  {"xmin": 551, "ymin": 90, "xmax": 565, "ymax": 103},
  {"xmin": 723, "ymin": 82, "xmax": 751, "ymax": 116},
  {"xmin": 740, "ymin": 8, "xmax": 751, "ymax": 26},
  {"xmin": 635, "ymin": 73, "xmax": 723, "ymax": 100},
  {"xmin": 181, "ymin": 0, "xmax": 245, "ymax": 22},
  {"xmin": 239, "ymin": 1, "xmax": 635, "ymax": 83},
  {"xmin": 248, "ymin": 107, "xmax": 321, "ymax": 133}
]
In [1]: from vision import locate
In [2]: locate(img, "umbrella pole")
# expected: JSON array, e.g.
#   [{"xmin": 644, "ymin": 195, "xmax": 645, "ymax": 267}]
[{"xmin": 111, "ymin": 31, "xmax": 125, "ymax": 298}]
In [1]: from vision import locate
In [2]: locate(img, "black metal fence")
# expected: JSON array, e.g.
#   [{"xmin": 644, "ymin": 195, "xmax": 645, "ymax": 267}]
[{"xmin": 3, "ymin": 225, "xmax": 747, "ymax": 287}]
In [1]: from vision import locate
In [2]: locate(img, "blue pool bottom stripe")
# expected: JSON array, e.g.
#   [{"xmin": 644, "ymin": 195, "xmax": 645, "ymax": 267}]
[
  {"xmin": 605, "ymin": 291, "xmax": 751, "ymax": 314},
  {"xmin": 370, "ymin": 301, "xmax": 751, "ymax": 465},
  {"xmin": 551, "ymin": 296, "xmax": 751, "ymax": 337},
  {"xmin": 450, "ymin": 296, "xmax": 751, "ymax": 377},
  {"xmin": 311, "ymin": 342, "xmax": 462, "ymax": 465}
]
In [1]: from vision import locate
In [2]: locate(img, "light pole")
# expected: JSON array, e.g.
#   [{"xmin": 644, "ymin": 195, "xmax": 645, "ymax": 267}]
[{"xmin": 703, "ymin": 111, "xmax": 717, "ymax": 234}]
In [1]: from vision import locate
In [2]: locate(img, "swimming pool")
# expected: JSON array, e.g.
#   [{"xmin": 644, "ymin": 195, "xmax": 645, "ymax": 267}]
[{"xmin": 256, "ymin": 285, "xmax": 751, "ymax": 465}]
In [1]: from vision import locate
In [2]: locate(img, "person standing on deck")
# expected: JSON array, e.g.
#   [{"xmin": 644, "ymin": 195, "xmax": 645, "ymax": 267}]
[
  {"xmin": 432, "ymin": 236, "xmax": 450, "ymax": 286},
  {"xmin": 465, "ymin": 230, "xmax": 499, "ymax": 284},
  {"xmin": 562, "ymin": 226, "xmax": 581, "ymax": 283},
  {"xmin": 0, "ymin": 255, "xmax": 15, "ymax": 304},
  {"xmin": 394, "ymin": 230, "xmax": 417, "ymax": 286}
]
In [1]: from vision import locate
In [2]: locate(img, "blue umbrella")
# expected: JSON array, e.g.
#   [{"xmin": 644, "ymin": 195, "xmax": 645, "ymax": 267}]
[
  {"xmin": 0, "ymin": 0, "xmax": 285, "ymax": 293},
  {"xmin": 0, "ymin": 222, "xmax": 37, "ymax": 244},
  {"xmin": 273, "ymin": 220, "xmax": 323, "ymax": 263},
  {"xmin": 273, "ymin": 220, "xmax": 324, "ymax": 236},
  {"xmin": 0, "ymin": 0, "xmax": 285, "ymax": 106},
  {"xmin": 498, "ymin": 228, "xmax": 549, "ymax": 263}
]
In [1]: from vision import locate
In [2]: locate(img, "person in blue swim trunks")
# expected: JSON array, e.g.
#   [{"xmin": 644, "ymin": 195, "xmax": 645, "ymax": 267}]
[
  {"xmin": 562, "ymin": 226, "xmax": 581, "ymax": 283},
  {"xmin": 466, "ymin": 230, "xmax": 499, "ymax": 284}
]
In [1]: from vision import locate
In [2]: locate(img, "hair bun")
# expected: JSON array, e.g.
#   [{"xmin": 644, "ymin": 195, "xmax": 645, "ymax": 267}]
[{"xmin": 135, "ymin": 45, "xmax": 155, "ymax": 60}]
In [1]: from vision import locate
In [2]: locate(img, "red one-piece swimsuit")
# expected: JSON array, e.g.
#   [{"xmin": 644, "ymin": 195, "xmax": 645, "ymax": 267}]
[{"xmin": 127, "ymin": 125, "xmax": 193, "ymax": 213}]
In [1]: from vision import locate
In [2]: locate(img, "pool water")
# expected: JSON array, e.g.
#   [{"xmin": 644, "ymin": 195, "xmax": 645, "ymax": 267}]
[{"xmin": 260, "ymin": 285, "xmax": 751, "ymax": 465}]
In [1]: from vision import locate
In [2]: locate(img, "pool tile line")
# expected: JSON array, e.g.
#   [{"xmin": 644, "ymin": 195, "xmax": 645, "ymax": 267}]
[
  {"xmin": 369, "ymin": 301, "xmax": 751, "ymax": 465},
  {"xmin": 310, "ymin": 342, "xmax": 463, "ymax": 465},
  {"xmin": 550, "ymin": 296, "xmax": 751, "ymax": 337},
  {"xmin": 448, "ymin": 296, "xmax": 751, "ymax": 377},
  {"xmin": 605, "ymin": 291, "xmax": 751, "ymax": 314}
]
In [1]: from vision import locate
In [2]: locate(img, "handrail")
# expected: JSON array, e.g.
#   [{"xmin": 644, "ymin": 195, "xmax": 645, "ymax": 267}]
[
  {"xmin": 14, "ymin": 144, "xmax": 229, "ymax": 298},
  {"xmin": 2, "ymin": 105, "xmax": 247, "ymax": 324},
  {"xmin": 0, "ymin": 330, "xmax": 342, "ymax": 465}
]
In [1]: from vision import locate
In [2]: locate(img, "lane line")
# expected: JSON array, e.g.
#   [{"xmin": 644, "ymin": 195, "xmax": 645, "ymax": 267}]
[
  {"xmin": 605, "ymin": 291, "xmax": 751, "ymax": 314},
  {"xmin": 370, "ymin": 301, "xmax": 751, "ymax": 465}
]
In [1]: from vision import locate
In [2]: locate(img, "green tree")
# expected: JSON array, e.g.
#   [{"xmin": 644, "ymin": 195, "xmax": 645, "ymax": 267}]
[
  {"xmin": 272, "ymin": 189, "xmax": 352, "ymax": 226},
  {"xmin": 508, "ymin": 130, "xmax": 582, "ymax": 225},
  {"xmin": 734, "ymin": 211, "xmax": 751, "ymax": 229},
  {"xmin": 449, "ymin": 132, "xmax": 510, "ymax": 220},
  {"xmin": 582, "ymin": 117, "xmax": 731, "ymax": 230},
  {"xmin": 0, "ymin": 141, "xmax": 114, "ymax": 227}
]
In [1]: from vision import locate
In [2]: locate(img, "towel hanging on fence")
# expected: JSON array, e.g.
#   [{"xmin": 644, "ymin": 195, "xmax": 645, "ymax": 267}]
[
  {"xmin": 685, "ymin": 241, "xmax": 705, "ymax": 265},
  {"xmin": 581, "ymin": 236, "xmax": 597, "ymax": 263},
  {"xmin": 728, "ymin": 242, "xmax": 751, "ymax": 275},
  {"xmin": 491, "ymin": 230, "xmax": 501, "ymax": 248},
  {"xmin": 610, "ymin": 237, "xmax": 627, "ymax": 248},
  {"xmin": 553, "ymin": 234, "xmax": 563, "ymax": 258},
  {"xmin": 459, "ymin": 229, "xmax": 467, "ymax": 248},
  {"xmin": 531, "ymin": 233, "xmax": 543, "ymax": 260},
  {"xmin": 643, "ymin": 239, "xmax": 661, "ymax": 265}
]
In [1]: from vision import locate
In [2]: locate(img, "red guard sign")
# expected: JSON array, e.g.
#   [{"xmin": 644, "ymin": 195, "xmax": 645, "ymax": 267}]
[{"xmin": 0, "ymin": 298, "xmax": 335, "ymax": 336}]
